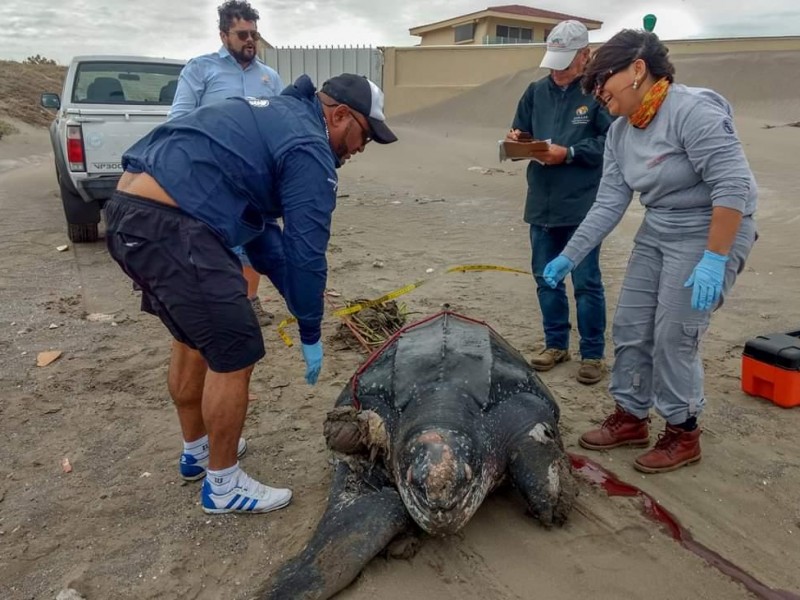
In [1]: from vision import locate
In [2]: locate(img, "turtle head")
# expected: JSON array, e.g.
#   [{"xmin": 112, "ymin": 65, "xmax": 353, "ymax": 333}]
[{"xmin": 395, "ymin": 428, "xmax": 488, "ymax": 535}]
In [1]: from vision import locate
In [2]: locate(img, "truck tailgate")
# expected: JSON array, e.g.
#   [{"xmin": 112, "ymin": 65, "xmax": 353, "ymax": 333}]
[{"xmin": 72, "ymin": 108, "xmax": 169, "ymax": 174}]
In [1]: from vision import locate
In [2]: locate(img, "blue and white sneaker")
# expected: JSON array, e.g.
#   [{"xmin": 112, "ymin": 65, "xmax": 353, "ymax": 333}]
[
  {"xmin": 179, "ymin": 437, "xmax": 248, "ymax": 482},
  {"xmin": 201, "ymin": 471, "xmax": 292, "ymax": 514}
]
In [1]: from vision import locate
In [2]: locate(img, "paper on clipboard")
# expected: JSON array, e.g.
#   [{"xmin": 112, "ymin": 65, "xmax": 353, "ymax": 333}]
[{"xmin": 498, "ymin": 138, "xmax": 552, "ymax": 164}]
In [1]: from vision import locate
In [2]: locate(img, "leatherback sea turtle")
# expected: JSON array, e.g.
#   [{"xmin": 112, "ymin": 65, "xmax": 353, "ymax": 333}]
[{"xmin": 264, "ymin": 311, "xmax": 577, "ymax": 599}]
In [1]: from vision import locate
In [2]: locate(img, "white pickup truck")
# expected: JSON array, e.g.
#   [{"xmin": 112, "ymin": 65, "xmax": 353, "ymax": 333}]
[{"xmin": 41, "ymin": 55, "xmax": 185, "ymax": 242}]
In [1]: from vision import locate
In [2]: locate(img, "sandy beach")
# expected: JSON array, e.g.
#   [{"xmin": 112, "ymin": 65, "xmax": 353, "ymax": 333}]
[{"xmin": 1, "ymin": 51, "xmax": 799, "ymax": 600}]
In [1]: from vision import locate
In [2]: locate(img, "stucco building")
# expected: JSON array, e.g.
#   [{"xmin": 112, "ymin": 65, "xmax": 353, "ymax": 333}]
[{"xmin": 410, "ymin": 4, "xmax": 602, "ymax": 46}]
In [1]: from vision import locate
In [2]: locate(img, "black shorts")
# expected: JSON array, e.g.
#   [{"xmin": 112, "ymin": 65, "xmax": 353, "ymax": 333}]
[{"xmin": 105, "ymin": 191, "xmax": 265, "ymax": 372}]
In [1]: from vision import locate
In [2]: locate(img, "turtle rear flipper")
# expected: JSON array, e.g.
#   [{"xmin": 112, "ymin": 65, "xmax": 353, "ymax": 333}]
[
  {"xmin": 263, "ymin": 460, "xmax": 411, "ymax": 600},
  {"xmin": 495, "ymin": 393, "xmax": 578, "ymax": 527}
]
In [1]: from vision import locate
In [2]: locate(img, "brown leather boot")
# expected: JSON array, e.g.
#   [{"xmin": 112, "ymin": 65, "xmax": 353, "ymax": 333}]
[
  {"xmin": 579, "ymin": 406, "xmax": 650, "ymax": 450},
  {"xmin": 634, "ymin": 424, "xmax": 702, "ymax": 474},
  {"xmin": 530, "ymin": 348, "xmax": 570, "ymax": 372},
  {"xmin": 576, "ymin": 359, "xmax": 607, "ymax": 385}
]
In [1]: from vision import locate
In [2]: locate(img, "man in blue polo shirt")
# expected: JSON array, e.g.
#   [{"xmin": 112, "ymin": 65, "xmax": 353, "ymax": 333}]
[
  {"xmin": 105, "ymin": 73, "xmax": 397, "ymax": 514},
  {"xmin": 170, "ymin": 0, "xmax": 284, "ymax": 326}
]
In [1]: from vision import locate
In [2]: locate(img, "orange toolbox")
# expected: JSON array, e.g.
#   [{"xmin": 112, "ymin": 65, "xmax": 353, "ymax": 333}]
[{"xmin": 741, "ymin": 331, "xmax": 800, "ymax": 408}]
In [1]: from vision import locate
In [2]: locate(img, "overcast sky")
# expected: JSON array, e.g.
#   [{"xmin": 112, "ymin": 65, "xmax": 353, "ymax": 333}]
[{"xmin": 1, "ymin": 0, "xmax": 798, "ymax": 65}]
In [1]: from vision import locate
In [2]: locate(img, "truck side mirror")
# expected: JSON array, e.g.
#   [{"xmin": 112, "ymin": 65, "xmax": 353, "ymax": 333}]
[{"xmin": 41, "ymin": 93, "xmax": 61, "ymax": 109}]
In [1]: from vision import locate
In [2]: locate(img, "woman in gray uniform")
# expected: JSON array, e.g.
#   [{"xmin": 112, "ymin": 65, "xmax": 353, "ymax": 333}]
[{"xmin": 542, "ymin": 29, "xmax": 757, "ymax": 473}]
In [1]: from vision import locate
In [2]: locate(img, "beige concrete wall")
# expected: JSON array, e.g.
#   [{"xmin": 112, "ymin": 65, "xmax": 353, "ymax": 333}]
[
  {"xmin": 383, "ymin": 36, "xmax": 800, "ymax": 117},
  {"xmin": 418, "ymin": 28, "xmax": 457, "ymax": 46},
  {"xmin": 383, "ymin": 44, "xmax": 543, "ymax": 116}
]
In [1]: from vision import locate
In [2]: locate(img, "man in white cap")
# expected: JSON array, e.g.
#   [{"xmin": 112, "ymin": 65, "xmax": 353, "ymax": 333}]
[{"xmin": 507, "ymin": 20, "xmax": 614, "ymax": 385}]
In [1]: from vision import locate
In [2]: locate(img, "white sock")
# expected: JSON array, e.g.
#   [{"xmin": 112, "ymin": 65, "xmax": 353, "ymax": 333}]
[
  {"xmin": 207, "ymin": 463, "xmax": 240, "ymax": 495},
  {"xmin": 183, "ymin": 435, "xmax": 209, "ymax": 460}
]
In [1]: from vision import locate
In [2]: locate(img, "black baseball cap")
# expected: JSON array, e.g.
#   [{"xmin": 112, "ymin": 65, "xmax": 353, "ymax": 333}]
[{"xmin": 320, "ymin": 73, "xmax": 398, "ymax": 144}]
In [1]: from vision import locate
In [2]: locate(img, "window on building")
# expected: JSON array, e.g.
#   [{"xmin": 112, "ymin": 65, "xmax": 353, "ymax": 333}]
[
  {"xmin": 544, "ymin": 28, "xmax": 553, "ymax": 40},
  {"xmin": 454, "ymin": 23, "xmax": 475, "ymax": 43},
  {"xmin": 495, "ymin": 25, "xmax": 533, "ymax": 43}
]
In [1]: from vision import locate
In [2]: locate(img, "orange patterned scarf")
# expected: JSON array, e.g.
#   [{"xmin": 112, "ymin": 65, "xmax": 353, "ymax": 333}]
[{"xmin": 628, "ymin": 78, "xmax": 671, "ymax": 129}]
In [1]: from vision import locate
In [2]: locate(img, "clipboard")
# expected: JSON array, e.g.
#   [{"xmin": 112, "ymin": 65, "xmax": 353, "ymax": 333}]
[{"xmin": 498, "ymin": 139, "xmax": 551, "ymax": 162}]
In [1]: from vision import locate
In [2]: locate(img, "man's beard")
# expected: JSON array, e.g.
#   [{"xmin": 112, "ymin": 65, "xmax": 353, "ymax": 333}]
[
  {"xmin": 334, "ymin": 121, "xmax": 355, "ymax": 163},
  {"xmin": 228, "ymin": 44, "xmax": 256, "ymax": 64}
]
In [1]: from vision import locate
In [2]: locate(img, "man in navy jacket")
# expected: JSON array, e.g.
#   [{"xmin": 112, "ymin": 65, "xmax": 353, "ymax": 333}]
[
  {"xmin": 105, "ymin": 73, "xmax": 397, "ymax": 514},
  {"xmin": 508, "ymin": 20, "xmax": 614, "ymax": 385}
]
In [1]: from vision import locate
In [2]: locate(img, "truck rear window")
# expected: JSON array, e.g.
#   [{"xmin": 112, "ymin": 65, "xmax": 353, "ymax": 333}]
[{"xmin": 72, "ymin": 61, "xmax": 184, "ymax": 105}]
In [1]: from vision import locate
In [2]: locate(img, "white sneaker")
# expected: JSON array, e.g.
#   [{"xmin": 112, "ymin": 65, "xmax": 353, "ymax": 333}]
[{"xmin": 201, "ymin": 470, "xmax": 292, "ymax": 514}]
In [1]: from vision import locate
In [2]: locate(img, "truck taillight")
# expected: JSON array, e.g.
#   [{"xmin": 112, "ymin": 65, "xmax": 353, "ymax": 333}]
[{"xmin": 66, "ymin": 125, "xmax": 85, "ymax": 172}]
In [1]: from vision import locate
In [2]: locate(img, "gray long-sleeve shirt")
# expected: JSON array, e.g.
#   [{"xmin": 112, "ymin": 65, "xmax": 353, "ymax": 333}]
[{"xmin": 562, "ymin": 84, "xmax": 758, "ymax": 265}]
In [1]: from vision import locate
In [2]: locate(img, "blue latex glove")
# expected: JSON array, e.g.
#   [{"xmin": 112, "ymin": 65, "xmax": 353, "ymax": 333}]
[
  {"xmin": 684, "ymin": 250, "xmax": 728, "ymax": 311},
  {"xmin": 542, "ymin": 255, "xmax": 575, "ymax": 289},
  {"xmin": 301, "ymin": 341, "xmax": 323, "ymax": 385}
]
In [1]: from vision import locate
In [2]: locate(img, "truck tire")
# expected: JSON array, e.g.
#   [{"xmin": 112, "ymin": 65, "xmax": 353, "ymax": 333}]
[
  {"xmin": 56, "ymin": 165, "xmax": 100, "ymax": 243},
  {"xmin": 67, "ymin": 222, "xmax": 100, "ymax": 243}
]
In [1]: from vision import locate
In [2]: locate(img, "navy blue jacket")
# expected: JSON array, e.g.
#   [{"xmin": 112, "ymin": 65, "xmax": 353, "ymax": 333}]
[
  {"xmin": 122, "ymin": 75, "xmax": 338, "ymax": 344},
  {"xmin": 512, "ymin": 76, "xmax": 615, "ymax": 227}
]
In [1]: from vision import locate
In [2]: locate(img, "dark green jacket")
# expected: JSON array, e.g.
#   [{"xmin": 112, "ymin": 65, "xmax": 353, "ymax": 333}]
[{"xmin": 512, "ymin": 75, "xmax": 615, "ymax": 227}]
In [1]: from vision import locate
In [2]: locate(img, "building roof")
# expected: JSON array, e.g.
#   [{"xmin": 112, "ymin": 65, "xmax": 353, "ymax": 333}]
[
  {"xmin": 488, "ymin": 4, "xmax": 602, "ymax": 26},
  {"xmin": 410, "ymin": 4, "xmax": 603, "ymax": 36}
]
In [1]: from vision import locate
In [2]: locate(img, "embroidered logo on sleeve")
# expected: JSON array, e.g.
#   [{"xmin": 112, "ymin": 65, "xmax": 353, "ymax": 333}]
[{"xmin": 722, "ymin": 119, "xmax": 735, "ymax": 135}]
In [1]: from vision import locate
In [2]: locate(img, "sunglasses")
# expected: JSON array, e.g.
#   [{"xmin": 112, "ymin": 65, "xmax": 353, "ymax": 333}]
[
  {"xmin": 229, "ymin": 29, "xmax": 261, "ymax": 42},
  {"xmin": 345, "ymin": 107, "xmax": 372, "ymax": 144},
  {"xmin": 594, "ymin": 63, "xmax": 631, "ymax": 92},
  {"xmin": 592, "ymin": 62, "xmax": 636, "ymax": 106},
  {"xmin": 592, "ymin": 70, "xmax": 616, "ymax": 107},
  {"xmin": 322, "ymin": 101, "xmax": 372, "ymax": 144}
]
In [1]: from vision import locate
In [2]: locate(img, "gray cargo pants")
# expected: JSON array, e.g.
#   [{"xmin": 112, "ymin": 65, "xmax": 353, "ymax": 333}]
[{"xmin": 610, "ymin": 214, "xmax": 756, "ymax": 425}]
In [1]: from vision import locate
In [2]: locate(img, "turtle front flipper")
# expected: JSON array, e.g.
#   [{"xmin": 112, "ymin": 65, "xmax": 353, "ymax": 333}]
[
  {"xmin": 495, "ymin": 393, "xmax": 578, "ymax": 527},
  {"xmin": 262, "ymin": 460, "xmax": 412, "ymax": 600}
]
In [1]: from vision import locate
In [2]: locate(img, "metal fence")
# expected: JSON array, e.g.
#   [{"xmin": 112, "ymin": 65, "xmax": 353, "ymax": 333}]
[{"xmin": 260, "ymin": 46, "xmax": 384, "ymax": 88}]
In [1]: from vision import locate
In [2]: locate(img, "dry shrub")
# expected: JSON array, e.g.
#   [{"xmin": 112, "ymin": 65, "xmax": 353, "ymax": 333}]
[
  {"xmin": 331, "ymin": 300, "xmax": 409, "ymax": 352},
  {"xmin": 0, "ymin": 119, "xmax": 20, "ymax": 140}
]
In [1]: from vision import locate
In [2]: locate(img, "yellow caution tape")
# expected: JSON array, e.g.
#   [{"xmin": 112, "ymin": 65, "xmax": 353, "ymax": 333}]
[
  {"xmin": 277, "ymin": 264, "xmax": 530, "ymax": 347},
  {"xmin": 277, "ymin": 319, "xmax": 297, "ymax": 347},
  {"xmin": 332, "ymin": 280, "xmax": 426, "ymax": 317},
  {"xmin": 446, "ymin": 264, "xmax": 530, "ymax": 275}
]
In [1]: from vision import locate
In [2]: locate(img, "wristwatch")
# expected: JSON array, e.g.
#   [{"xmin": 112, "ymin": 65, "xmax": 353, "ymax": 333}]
[{"xmin": 565, "ymin": 146, "xmax": 575, "ymax": 164}]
